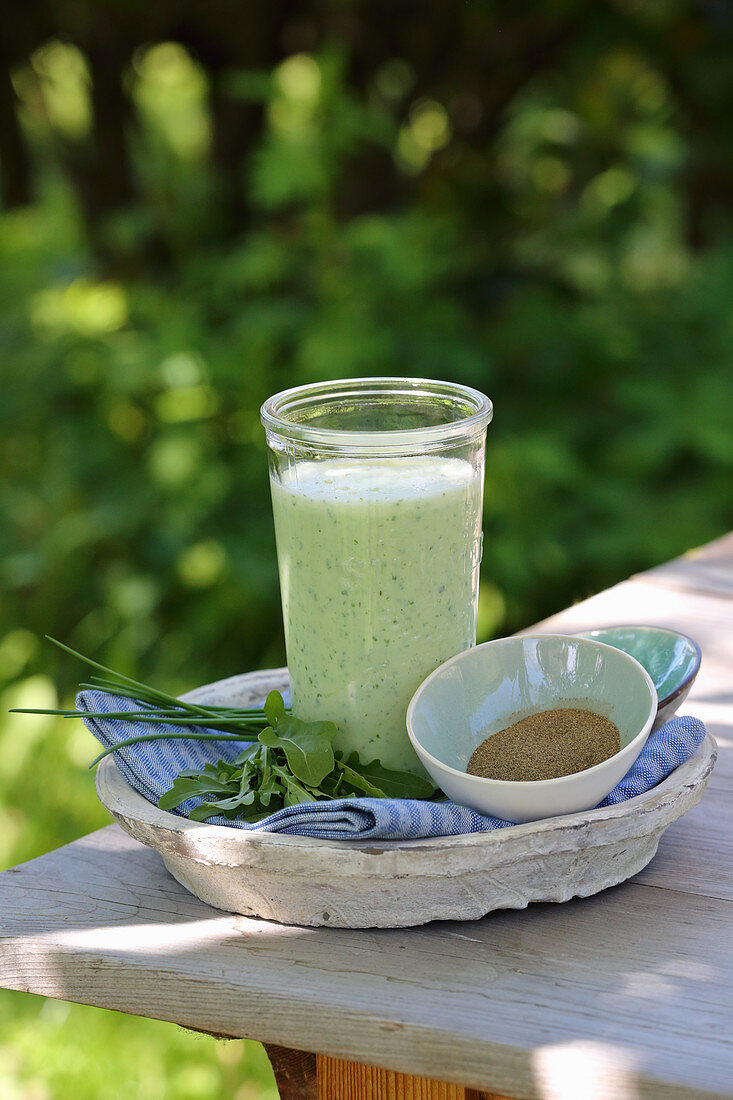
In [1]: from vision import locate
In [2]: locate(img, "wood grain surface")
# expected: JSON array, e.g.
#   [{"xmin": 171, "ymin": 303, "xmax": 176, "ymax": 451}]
[
  {"xmin": 316, "ymin": 1056, "xmax": 494, "ymax": 1100},
  {"xmin": 1, "ymin": 536, "xmax": 732, "ymax": 1099},
  {"xmin": 265, "ymin": 1045, "xmax": 317, "ymax": 1100}
]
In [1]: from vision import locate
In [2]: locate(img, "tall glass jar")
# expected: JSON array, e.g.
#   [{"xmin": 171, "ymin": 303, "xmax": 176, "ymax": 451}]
[{"xmin": 261, "ymin": 377, "xmax": 493, "ymax": 774}]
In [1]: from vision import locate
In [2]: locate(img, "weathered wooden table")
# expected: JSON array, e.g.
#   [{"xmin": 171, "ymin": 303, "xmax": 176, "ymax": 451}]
[{"xmin": 1, "ymin": 534, "xmax": 732, "ymax": 1100}]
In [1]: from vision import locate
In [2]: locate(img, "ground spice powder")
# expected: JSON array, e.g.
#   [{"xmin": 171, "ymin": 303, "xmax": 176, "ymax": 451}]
[{"xmin": 466, "ymin": 707, "xmax": 621, "ymax": 782}]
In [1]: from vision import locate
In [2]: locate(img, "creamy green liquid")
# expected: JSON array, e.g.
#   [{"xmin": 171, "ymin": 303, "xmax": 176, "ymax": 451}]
[{"xmin": 270, "ymin": 457, "xmax": 483, "ymax": 773}]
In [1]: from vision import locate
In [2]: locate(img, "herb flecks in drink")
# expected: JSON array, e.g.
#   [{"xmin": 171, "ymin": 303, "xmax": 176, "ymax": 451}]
[
  {"xmin": 270, "ymin": 457, "xmax": 482, "ymax": 773},
  {"xmin": 467, "ymin": 708, "xmax": 620, "ymax": 782}
]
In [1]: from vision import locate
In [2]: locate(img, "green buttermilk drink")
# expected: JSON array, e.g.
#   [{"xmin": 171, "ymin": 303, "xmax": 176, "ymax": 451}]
[
  {"xmin": 261, "ymin": 378, "xmax": 492, "ymax": 776},
  {"xmin": 270, "ymin": 456, "xmax": 483, "ymax": 772}
]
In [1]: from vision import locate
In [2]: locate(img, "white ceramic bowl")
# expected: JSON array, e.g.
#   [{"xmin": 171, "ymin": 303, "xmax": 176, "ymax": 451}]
[{"xmin": 406, "ymin": 634, "xmax": 658, "ymax": 824}]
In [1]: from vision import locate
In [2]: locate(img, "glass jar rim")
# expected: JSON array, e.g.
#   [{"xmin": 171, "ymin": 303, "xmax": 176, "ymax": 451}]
[{"xmin": 260, "ymin": 376, "xmax": 493, "ymax": 451}]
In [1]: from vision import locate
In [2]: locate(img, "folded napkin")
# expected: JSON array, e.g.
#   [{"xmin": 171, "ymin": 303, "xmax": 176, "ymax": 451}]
[{"xmin": 79, "ymin": 689, "xmax": 706, "ymax": 841}]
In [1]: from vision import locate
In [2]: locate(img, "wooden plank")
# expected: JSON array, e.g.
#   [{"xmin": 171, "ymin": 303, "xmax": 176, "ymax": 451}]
[
  {"xmin": 265, "ymin": 1045, "xmax": 317, "ymax": 1100},
  {"xmin": 315, "ymin": 1056, "xmax": 513, "ymax": 1100},
  {"xmin": 639, "ymin": 532, "xmax": 733, "ymax": 598},
  {"xmin": 0, "ymin": 826, "xmax": 730, "ymax": 1099},
  {"xmin": 530, "ymin": 575, "xmax": 733, "ymax": 668},
  {"xmin": 316, "ymin": 1055, "xmax": 512, "ymax": 1100},
  {"xmin": 316, "ymin": 1056, "xmax": 468, "ymax": 1100},
  {"xmin": 633, "ymin": 785, "xmax": 733, "ymax": 900},
  {"xmin": 529, "ymin": 576, "xmax": 733, "ymax": 789}
]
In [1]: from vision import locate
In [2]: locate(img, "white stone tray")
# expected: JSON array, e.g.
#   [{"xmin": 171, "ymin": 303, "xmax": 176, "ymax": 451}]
[{"xmin": 95, "ymin": 667, "xmax": 717, "ymax": 928}]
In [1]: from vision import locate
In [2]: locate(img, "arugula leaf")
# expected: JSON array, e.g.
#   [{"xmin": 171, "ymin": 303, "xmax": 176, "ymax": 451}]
[
  {"xmin": 207, "ymin": 789, "xmax": 257, "ymax": 811},
  {"xmin": 159, "ymin": 780, "xmax": 230, "ymax": 811},
  {"xmin": 157, "ymin": 736, "xmax": 436, "ymax": 822},
  {"xmin": 235, "ymin": 743, "xmax": 260, "ymax": 766},
  {"xmin": 337, "ymin": 753, "xmax": 436, "ymax": 799},
  {"xmin": 333, "ymin": 758, "xmax": 390, "ymax": 798},
  {"xmin": 281, "ymin": 774, "xmax": 319, "ymax": 807},
  {"xmin": 263, "ymin": 690, "xmax": 287, "ymax": 726},
  {"xmin": 190, "ymin": 800, "xmax": 273, "ymax": 823},
  {"xmin": 259, "ymin": 715, "xmax": 337, "ymax": 786},
  {"xmin": 257, "ymin": 747, "xmax": 277, "ymax": 805}
]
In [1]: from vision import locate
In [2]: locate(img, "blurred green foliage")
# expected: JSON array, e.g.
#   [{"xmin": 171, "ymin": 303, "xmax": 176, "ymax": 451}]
[
  {"xmin": 2, "ymin": 5, "xmax": 733, "ymax": 1097},
  {"xmin": 0, "ymin": 992, "xmax": 276, "ymax": 1100}
]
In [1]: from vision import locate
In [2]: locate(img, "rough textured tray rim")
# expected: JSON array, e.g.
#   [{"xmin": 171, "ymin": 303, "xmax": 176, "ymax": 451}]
[
  {"xmin": 94, "ymin": 666, "xmax": 717, "ymax": 872},
  {"xmin": 96, "ymin": 735, "xmax": 717, "ymax": 856}
]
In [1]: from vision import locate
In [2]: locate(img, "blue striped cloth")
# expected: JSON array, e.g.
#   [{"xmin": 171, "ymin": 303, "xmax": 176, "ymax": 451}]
[{"xmin": 78, "ymin": 689, "xmax": 706, "ymax": 840}]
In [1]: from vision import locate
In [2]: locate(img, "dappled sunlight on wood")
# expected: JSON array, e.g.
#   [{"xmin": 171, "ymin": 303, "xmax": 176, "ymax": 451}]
[{"xmin": 532, "ymin": 1040, "xmax": 640, "ymax": 1100}]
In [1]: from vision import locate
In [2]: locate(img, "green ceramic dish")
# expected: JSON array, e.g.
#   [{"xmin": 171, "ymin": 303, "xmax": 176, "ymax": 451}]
[
  {"xmin": 407, "ymin": 634, "xmax": 657, "ymax": 824},
  {"xmin": 576, "ymin": 626, "xmax": 701, "ymax": 728}
]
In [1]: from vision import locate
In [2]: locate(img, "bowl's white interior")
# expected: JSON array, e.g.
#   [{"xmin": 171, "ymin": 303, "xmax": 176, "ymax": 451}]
[{"xmin": 410, "ymin": 635, "xmax": 655, "ymax": 773}]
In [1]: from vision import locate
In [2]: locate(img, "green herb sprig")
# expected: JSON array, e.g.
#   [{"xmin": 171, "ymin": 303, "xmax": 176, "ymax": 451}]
[
  {"xmin": 11, "ymin": 638, "xmax": 436, "ymax": 823},
  {"xmin": 161, "ymin": 690, "xmax": 435, "ymax": 822}
]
